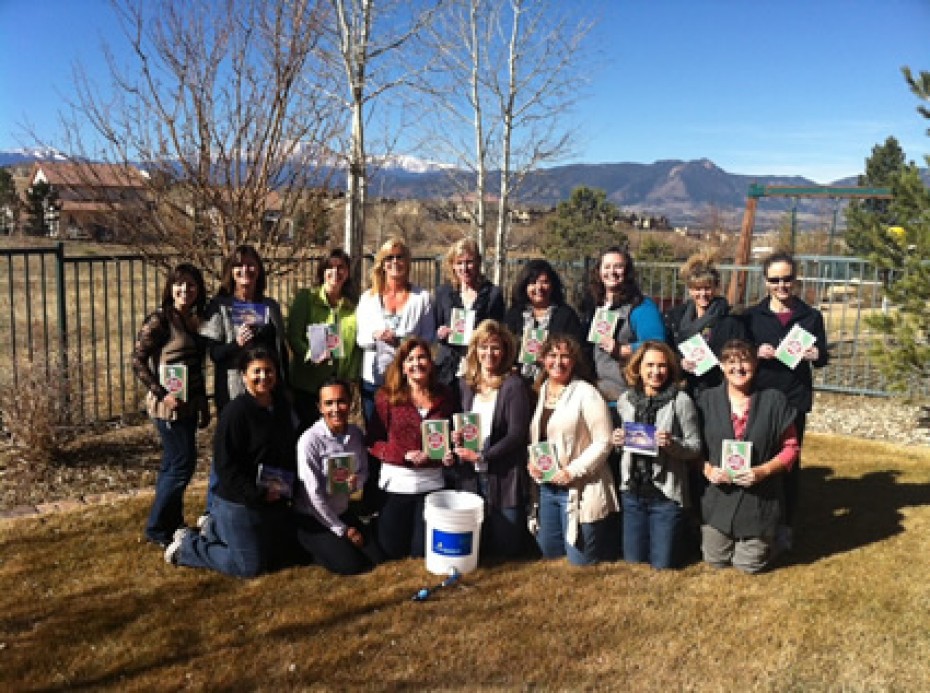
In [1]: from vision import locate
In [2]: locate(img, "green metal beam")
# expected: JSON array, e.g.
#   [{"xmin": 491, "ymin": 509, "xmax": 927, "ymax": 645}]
[{"xmin": 747, "ymin": 184, "xmax": 893, "ymax": 199}]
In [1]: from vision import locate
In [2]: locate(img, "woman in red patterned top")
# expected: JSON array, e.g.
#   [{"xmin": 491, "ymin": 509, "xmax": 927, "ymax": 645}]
[{"xmin": 367, "ymin": 337, "xmax": 457, "ymax": 559}]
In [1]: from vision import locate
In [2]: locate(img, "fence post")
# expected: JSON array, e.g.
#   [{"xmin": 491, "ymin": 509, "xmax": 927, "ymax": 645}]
[{"xmin": 55, "ymin": 242, "xmax": 71, "ymax": 423}]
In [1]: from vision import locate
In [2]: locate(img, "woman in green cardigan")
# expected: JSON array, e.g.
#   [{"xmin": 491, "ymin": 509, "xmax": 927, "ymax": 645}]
[{"xmin": 287, "ymin": 249, "xmax": 361, "ymax": 431}]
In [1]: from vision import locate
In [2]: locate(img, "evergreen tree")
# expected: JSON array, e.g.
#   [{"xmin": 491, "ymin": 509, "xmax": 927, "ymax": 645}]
[
  {"xmin": 0, "ymin": 168, "xmax": 18, "ymax": 234},
  {"xmin": 866, "ymin": 68, "xmax": 930, "ymax": 390},
  {"xmin": 540, "ymin": 186, "xmax": 627, "ymax": 260},
  {"xmin": 844, "ymin": 136, "xmax": 907, "ymax": 258},
  {"xmin": 25, "ymin": 181, "xmax": 57, "ymax": 237}
]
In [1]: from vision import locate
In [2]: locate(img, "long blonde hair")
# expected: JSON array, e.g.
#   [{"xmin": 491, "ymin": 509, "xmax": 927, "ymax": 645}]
[
  {"xmin": 462, "ymin": 320, "xmax": 516, "ymax": 391},
  {"xmin": 368, "ymin": 237, "xmax": 411, "ymax": 295}
]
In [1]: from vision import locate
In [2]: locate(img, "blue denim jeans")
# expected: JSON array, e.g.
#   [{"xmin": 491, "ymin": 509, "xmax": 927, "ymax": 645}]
[
  {"xmin": 537, "ymin": 484, "xmax": 619, "ymax": 565},
  {"xmin": 621, "ymin": 490, "xmax": 684, "ymax": 569},
  {"xmin": 146, "ymin": 416, "xmax": 198, "ymax": 544},
  {"xmin": 178, "ymin": 495, "xmax": 288, "ymax": 578}
]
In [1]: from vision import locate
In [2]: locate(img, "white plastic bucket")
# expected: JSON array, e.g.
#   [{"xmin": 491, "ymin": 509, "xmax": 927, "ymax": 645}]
[{"xmin": 423, "ymin": 490, "xmax": 484, "ymax": 575}]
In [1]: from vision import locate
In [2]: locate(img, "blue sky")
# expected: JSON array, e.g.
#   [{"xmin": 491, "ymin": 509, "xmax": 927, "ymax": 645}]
[{"xmin": 1, "ymin": 0, "xmax": 928, "ymax": 183}]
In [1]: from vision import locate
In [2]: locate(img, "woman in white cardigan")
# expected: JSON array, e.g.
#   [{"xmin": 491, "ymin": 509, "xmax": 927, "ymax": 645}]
[{"xmin": 528, "ymin": 334, "xmax": 620, "ymax": 565}]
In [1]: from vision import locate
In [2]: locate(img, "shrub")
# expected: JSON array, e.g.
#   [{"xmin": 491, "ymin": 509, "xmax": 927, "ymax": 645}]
[{"xmin": 0, "ymin": 348, "xmax": 79, "ymax": 464}]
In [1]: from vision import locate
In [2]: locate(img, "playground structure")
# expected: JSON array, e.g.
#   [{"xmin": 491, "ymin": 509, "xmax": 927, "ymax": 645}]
[{"xmin": 726, "ymin": 184, "xmax": 893, "ymax": 305}]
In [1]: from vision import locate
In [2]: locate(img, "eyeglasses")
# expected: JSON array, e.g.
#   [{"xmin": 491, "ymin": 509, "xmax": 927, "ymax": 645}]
[
  {"xmin": 384, "ymin": 254, "xmax": 406, "ymax": 264},
  {"xmin": 766, "ymin": 275, "xmax": 795, "ymax": 284}
]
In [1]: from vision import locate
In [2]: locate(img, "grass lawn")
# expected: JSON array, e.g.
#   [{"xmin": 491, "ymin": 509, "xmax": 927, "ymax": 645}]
[{"xmin": 3, "ymin": 432, "xmax": 930, "ymax": 691}]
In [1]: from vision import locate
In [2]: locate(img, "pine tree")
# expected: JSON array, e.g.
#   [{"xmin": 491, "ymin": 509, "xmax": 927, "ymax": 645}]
[
  {"xmin": 865, "ymin": 68, "xmax": 930, "ymax": 390},
  {"xmin": 844, "ymin": 136, "xmax": 907, "ymax": 259},
  {"xmin": 540, "ymin": 186, "xmax": 627, "ymax": 260}
]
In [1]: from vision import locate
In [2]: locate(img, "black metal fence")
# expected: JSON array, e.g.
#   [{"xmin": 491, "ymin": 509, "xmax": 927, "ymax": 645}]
[{"xmin": 0, "ymin": 245, "xmax": 914, "ymax": 427}]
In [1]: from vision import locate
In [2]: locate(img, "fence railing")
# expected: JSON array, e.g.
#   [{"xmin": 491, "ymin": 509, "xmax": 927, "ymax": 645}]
[{"xmin": 0, "ymin": 246, "xmax": 915, "ymax": 427}]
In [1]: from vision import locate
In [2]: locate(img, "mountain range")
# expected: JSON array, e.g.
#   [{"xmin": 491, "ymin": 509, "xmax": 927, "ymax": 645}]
[{"xmin": 2, "ymin": 148, "xmax": 895, "ymax": 229}]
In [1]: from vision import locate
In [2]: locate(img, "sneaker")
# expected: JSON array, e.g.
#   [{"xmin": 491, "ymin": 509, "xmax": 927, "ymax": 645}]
[
  {"xmin": 164, "ymin": 528, "xmax": 191, "ymax": 565},
  {"xmin": 199, "ymin": 514, "xmax": 215, "ymax": 541},
  {"xmin": 196, "ymin": 514, "xmax": 210, "ymax": 530}
]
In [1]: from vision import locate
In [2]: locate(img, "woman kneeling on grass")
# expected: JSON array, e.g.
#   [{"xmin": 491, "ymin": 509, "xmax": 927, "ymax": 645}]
[
  {"xmin": 167, "ymin": 347, "xmax": 297, "ymax": 578},
  {"xmin": 612, "ymin": 341, "xmax": 702, "ymax": 569},
  {"xmin": 697, "ymin": 339, "xmax": 799, "ymax": 574},
  {"xmin": 292, "ymin": 378, "xmax": 382, "ymax": 575},
  {"xmin": 528, "ymin": 334, "xmax": 619, "ymax": 565}
]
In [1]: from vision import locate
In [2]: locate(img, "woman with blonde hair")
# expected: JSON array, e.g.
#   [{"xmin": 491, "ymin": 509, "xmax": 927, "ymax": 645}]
[
  {"xmin": 664, "ymin": 250, "xmax": 745, "ymax": 397},
  {"xmin": 434, "ymin": 238, "xmax": 505, "ymax": 394},
  {"xmin": 611, "ymin": 341, "xmax": 702, "ymax": 569},
  {"xmin": 355, "ymin": 237, "xmax": 435, "ymax": 422},
  {"xmin": 448, "ymin": 320, "xmax": 533, "ymax": 558},
  {"xmin": 528, "ymin": 334, "xmax": 619, "ymax": 565}
]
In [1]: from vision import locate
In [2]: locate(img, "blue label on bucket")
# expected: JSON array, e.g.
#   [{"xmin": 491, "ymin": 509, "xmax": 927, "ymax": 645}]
[{"xmin": 431, "ymin": 529, "xmax": 473, "ymax": 557}]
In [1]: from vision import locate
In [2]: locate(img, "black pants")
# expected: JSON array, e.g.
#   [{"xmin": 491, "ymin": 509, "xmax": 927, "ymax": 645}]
[
  {"xmin": 784, "ymin": 412, "xmax": 807, "ymax": 526},
  {"xmin": 377, "ymin": 491, "xmax": 429, "ymax": 560},
  {"xmin": 294, "ymin": 511, "xmax": 381, "ymax": 575}
]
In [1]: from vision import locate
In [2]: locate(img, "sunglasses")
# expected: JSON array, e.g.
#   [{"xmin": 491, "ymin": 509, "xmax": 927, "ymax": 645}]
[
  {"xmin": 766, "ymin": 275, "xmax": 795, "ymax": 284},
  {"xmin": 384, "ymin": 254, "xmax": 406, "ymax": 263}
]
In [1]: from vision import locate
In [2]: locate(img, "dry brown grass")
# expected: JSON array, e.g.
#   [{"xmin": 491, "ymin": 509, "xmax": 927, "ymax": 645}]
[{"xmin": 3, "ymin": 438, "xmax": 930, "ymax": 690}]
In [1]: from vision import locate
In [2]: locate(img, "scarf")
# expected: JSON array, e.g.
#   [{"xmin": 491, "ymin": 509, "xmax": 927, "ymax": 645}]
[
  {"xmin": 627, "ymin": 384, "xmax": 678, "ymax": 495},
  {"xmin": 678, "ymin": 296, "xmax": 729, "ymax": 341}
]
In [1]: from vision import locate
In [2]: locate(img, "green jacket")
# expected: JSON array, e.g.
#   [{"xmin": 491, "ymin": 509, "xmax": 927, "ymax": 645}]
[{"xmin": 286, "ymin": 286, "xmax": 361, "ymax": 395}]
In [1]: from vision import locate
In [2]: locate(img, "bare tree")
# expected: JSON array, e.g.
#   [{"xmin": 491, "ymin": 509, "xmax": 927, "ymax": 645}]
[
  {"xmin": 422, "ymin": 0, "xmax": 593, "ymax": 283},
  {"xmin": 57, "ymin": 0, "xmax": 341, "ymax": 280},
  {"xmin": 322, "ymin": 0, "xmax": 439, "ymax": 277}
]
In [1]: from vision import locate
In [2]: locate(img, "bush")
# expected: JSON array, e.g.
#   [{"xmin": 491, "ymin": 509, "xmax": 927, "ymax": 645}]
[{"xmin": 0, "ymin": 349, "xmax": 79, "ymax": 464}]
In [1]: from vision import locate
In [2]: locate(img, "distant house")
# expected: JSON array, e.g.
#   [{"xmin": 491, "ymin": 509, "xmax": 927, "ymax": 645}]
[{"xmin": 29, "ymin": 161, "xmax": 149, "ymax": 241}]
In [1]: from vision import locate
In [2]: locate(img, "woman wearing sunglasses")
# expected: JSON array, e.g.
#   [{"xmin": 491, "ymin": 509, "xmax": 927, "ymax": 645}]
[{"xmin": 744, "ymin": 251, "xmax": 828, "ymax": 551}]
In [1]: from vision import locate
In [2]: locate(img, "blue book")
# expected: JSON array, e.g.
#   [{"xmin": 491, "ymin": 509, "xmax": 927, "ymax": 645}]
[
  {"xmin": 231, "ymin": 301, "xmax": 269, "ymax": 330},
  {"xmin": 623, "ymin": 422, "xmax": 658, "ymax": 457}
]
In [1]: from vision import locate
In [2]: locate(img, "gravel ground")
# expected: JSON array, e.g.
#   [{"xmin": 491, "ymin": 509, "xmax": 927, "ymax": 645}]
[{"xmin": 1, "ymin": 393, "xmax": 928, "ymax": 518}]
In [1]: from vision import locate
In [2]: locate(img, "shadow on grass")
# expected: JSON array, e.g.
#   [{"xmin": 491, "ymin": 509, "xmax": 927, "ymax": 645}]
[{"xmin": 787, "ymin": 466, "xmax": 930, "ymax": 565}]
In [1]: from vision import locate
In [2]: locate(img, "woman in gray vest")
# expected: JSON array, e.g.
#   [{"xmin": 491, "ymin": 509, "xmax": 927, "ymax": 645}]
[{"xmin": 697, "ymin": 339, "xmax": 799, "ymax": 573}]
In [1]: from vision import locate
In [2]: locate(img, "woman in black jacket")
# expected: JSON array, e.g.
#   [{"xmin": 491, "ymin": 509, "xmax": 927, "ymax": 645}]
[
  {"xmin": 664, "ymin": 252, "xmax": 745, "ymax": 398},
  {"xmin": 503, "ymin": 259, "xmax": 585, "ymax": 386},
  {"xmin": 434, "ymin": 238, "xmax": 505, "ymax": 395},
  {"xmin": 167, "ymin": 347, "xmax": 297, "ymax": 577},
  {"xmin": 744, "ymin": 251, "xmax": 828, "ymax": 548},
  {"xmin": 448, "ymin": 320, "xmax": 534, "ymax": 558}
]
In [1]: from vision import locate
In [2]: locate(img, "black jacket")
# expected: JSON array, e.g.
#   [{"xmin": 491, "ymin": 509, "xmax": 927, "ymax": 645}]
[
  {"xmin": 664, "ymin": 297, "xmax": 747, "ymax": 396},
  {"xmin": 744, "ymin": 297, "xmax": 828, "ymax": 413},
  {"xmin": 434, "ymin": 280, "xmax": 506, "ymax": 386}
]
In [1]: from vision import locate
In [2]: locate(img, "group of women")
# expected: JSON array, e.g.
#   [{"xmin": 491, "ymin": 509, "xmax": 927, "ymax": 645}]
[{"xmin": 132, "ymin": 238, "xmax": 827, "ymax": 578}]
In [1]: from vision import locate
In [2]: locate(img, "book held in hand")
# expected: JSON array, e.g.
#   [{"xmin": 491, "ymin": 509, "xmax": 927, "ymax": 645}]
[
  {"xmin": 306, "ymin": 323, "xmax": 344, "ymax": 362},
  {"xmin": 623, "ymin": 422, "xmax": 658, "ymax": 457},
  {"xmin": 256, "ymin": 464, "xmax": 295, "ymax": 500},
  {"xmin": 448, "ymin": 308, "xmax": 476, "ymax": 346},
  {"xmin": 326, "ymin": 452, "xmax": 357, "ymax": 495},
  {"xmin": 528, "ymin": 441, "xmax": 560, "ymax": 483},
  {"xmin": 518, "ymin": 327, "xmax": 548, "ymax": 364},
  {"xmin": 677, "ymin": 333, "xmax": 720, "ymax": 376},
  {"xmin": 159, "ymin": 364, "xmax": 188, "ymax": 402},
  {"xmin": 774, "ymin": 324, "xmax": 816, "ymax": 370},
  {"xmin": 231, "ymin": 301, "xmax": 269, "ymax": 330},
  {"xmin": 421, "ymin": 419, "xmax": 450, "ymax": 460},
  {"xmin": 453, "ymin": 412, "xmax": 482, "ymax": 453},
  {"xmin": 721, "ymin": 440, "xmax": 753, "ymax": 478},
  {"xmin": 587, "ymin": 307, "xmax": 620, "ymax": 345}
]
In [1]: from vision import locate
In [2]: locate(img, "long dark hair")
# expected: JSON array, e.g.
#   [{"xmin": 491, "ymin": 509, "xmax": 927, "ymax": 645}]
[
  {"xmin": 583, "ymin": 246, "xmax": 643, "ymax": 312},
  {"xmin": 382, "ymin": 337, "xmax": 441, "ymax": 405},
  {"xmin": 160, "ymin": 263, "xmax": 207, "ymax": 317},
  {"xmin": 218, "ymin": 244, "xmax": 267, "ymax": 299},
  {"xmin": 510, "ymin": 259, "xmax": 566, "ymax": 310},
  {"xmin": 316, "ymin": 248, "xmax": 358, "ymax": 303}
]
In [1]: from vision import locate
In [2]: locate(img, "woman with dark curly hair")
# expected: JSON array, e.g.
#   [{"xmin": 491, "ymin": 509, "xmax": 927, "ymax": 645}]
[
  {"xmin": 132, "ymin": 263, "xmax": 210, "ymax": 547},
  {"xmin": 503, "ymin": 259, "xmax": 585, "ymax": 385}
]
